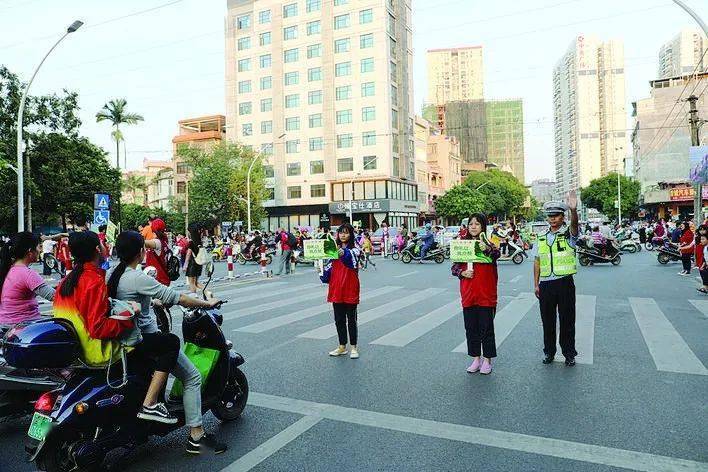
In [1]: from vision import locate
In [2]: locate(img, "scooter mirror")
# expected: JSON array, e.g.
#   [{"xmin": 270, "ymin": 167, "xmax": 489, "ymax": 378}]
[{"xmin": 143, "ymin": 266, "xmax": 158, "ymax": 279}]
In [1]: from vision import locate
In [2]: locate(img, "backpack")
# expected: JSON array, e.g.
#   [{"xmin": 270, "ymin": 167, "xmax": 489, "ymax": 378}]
[
  {"xmin": 167, "ymin": 253, "xmax": 181, "ymax": 281},
  {"xmin": 286, "ymin": 232, "xmax": 297, "ymax": 248}
]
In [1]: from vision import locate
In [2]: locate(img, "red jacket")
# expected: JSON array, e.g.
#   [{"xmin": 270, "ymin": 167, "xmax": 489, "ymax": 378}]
[
  {"xmin": 696, "ymin": 243, "xmax": 705, "ymax": 267},
  {"xmin": 680, "ymin": 230, "xmax": 695, "ymax": 255},
  {"xmin": 327, "ymin": 249, "xmax": 360, "ymax": 304},
  {"xmin": 452, "ymin": 262, "xmax": 498, "ymax": 308}
]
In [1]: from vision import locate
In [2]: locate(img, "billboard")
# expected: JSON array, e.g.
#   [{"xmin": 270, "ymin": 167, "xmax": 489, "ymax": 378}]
[{"xmin": 689, "ymin": 146, "xmax": 708, "ymax": 184}]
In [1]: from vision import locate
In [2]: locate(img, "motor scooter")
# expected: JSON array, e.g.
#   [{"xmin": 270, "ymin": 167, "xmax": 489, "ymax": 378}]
[
  {"xmin": 400, "ymin": 238, "xmax": 446, "ymax": 264},
  {"xmin": 577, "ymin": 236, "xmax": 622, "ymax": 266},
  {"xmin": 497, "ymin": 239, "xmax": 527, "ymax": 264},
  {"xmin": 657, "ymin": 241, "xmax": 683, "ymax": 264}
]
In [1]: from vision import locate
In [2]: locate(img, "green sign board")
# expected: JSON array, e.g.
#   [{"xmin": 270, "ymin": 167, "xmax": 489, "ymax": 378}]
[
  {"xmin": 450, "ymin": 239, "xmax": 493, "ymax": 263},
  {"xmin": 304, "ymin": 239, "xmax": 326, "ymax": 260}
]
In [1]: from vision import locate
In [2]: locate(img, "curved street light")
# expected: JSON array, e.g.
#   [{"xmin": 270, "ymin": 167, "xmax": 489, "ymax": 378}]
[{"xmin": 16, "ymin": 20, "xmax": 83, "ymax": 231}]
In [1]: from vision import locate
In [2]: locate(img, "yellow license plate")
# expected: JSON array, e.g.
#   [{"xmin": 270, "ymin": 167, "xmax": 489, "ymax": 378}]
[{"xmin": 27, "ymin": 412, "xmax": 52, "ymax": 441}]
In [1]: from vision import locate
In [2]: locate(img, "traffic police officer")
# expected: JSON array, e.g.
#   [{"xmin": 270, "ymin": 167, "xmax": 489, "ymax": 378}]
[{"xmin": 533, "ymin": 192, "xmax": 579, "ymax": 366}]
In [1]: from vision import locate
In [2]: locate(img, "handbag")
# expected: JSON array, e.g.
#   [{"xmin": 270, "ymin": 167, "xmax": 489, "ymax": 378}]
[
  {"xmin": 170, "ymin": 342, "xmax": 220, "ymax": 397},
  {"xmin": 194, "ymin": 246, "xmax": 209, "ymax": 266}
]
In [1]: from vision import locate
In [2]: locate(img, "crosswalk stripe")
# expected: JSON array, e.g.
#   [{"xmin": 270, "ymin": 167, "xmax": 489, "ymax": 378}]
[
  {"xmin": 629, "ymin": 297, "xmax": 708, "ymax": 376},
  {"xmin": 298, "ymin": 288, "xmax": 445, "ymax": 340},
  {"xmin": 508, "ymin": 275, "xmax": 522, "ymax": 283},
  {"xmin": 453, "ymin": 293, "xmax": 537, "ymax": 353},
  {"xmin": 236, "ymin": 286, "xmax": 402, "ymax": 333},
  {"xmin": 573, "ymin": 295, "xmax": 596, "ymax": 365},
  {"xmin": 212, "ymin": 281, "xmax": 287, "ymax": 298},
  {"xmin": 222, "ymin": 287, "xmax": 327, "ymax": 321},
  {"xmin": 688, "ymin": 299, "xmax": 708, "ymax": 318},
  {"xmin": 371, "ymin": 300, "xmax": 461, "ymax": 347},
  {"xmin": 222, "ymin": 283, "xmax": 319, "ymax": 305}
]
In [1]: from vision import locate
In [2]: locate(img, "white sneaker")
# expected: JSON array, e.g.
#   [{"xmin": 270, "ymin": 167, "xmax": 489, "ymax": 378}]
[
  {"xmin": 350, "ymin": 347, "xmax": 359, "ymax": 359},
  {"xmin": 329, "ymin": 347, "xmax": 348, "ymax": 357}
]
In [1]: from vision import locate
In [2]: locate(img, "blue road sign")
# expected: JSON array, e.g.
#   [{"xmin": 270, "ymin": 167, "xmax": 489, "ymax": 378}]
[
  {"xmin": 94, "ymin": 210, "xmax": 110, "ymax": 226},
  {"xmin": 94, "ymin": 193, "xmax": 110, "ymax": 210}
]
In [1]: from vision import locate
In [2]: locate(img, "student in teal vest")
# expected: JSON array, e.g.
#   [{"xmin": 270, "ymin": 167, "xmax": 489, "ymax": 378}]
[{"xmin": 532, "ymin": 192, "xmax": 579, "ymax": 367}]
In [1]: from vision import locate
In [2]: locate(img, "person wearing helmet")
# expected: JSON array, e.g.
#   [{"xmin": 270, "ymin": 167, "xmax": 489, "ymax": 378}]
[
  {"xmin": 419, "ymin": 223, "xmax": 435, "ymax": 263},
  {"xmin": 532, "ymin": 192, "xmax": 579, "ymax": 367}
]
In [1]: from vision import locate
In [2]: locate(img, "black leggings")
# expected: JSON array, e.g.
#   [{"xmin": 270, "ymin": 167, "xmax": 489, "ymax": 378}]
[
  {"xmin": 463, "ymin": 306, "xmax": 497, "ymax": 358},
  {"xmin": 133, "ymin": 332, "xmax": 180, "ymax": 372},
  {"xmin": 333, "ymin": 303, "xmax": 358, "ymax": 346},
  {"xmin": 682, "ymin": 254, "xmax": 692, "ymax": 272}
]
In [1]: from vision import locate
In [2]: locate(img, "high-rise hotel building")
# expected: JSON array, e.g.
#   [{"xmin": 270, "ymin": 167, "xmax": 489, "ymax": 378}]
[{"xmin": 225, "ymin": 0, "xmax": 418, "ymax": 231}]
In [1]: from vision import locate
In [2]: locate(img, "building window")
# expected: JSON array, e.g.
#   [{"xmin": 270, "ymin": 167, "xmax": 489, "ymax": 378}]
[
  {"xmin": 390, "ymin": 60, "xmax": 397, "ymax": 81},
  {"xmin": 261, "ymin": 143, "xmax": 273, "ymax": 155},
  {"xmin": 336, "ymin": 110, "xmax": 352, "ymax": 124},
  {"xmin": 361, "ymin": 57, "xmax": 374, "ymax": 73},
  {"xmin": 284, "ymin": 26, "xmax": 297, "ymax": 40},
  {"xmin": 259, "ymin": 54, "xmax": 271, "ymax": 68},
  {"xmin": 334, "ymin": 38, "xmax": 350, "ymax": 53},
  {"xmin": 283, "ymin": 3, "xmax": 298, "ymax": 18},
  {"xmin": 286, "ymin": 140, "xmax": 299, "ymax": 153},
  {"xmin": 238, "ymin": 80, "xmax": 251, "ymax": 93},
  {"xmin": 308, "ymin": 67, "xmax": 322, "ymax": 81},
  {"xmin": 238, "ymin": 102, "xmax": 252, "ymax": 115},
  {"xmin": 363, "ymin": 156, "xmax": 377, "ymax": 170},
  {"xmin": 335, "ymin": 61, "xmax": 351, "ymax": 77},
  {"xmin": 336, "ymin": 85, "xmax": 351, "ymax": 100},
  {"xmin": 392, "ymin": 133, "xmax": 399, "ymax": 153},
  {"xmin": 309, "ymin": 137, "xmax": 324, "ymax": 151},
  {"xmin": 309, "ymin": 113, "xmax": 323, "ymax": 128},
  {"xmin": 360, "ymin": 8, "xmax": 373, "ymax": 24},
  {"xmin": 176, "ymin": 163, "xmax": 190, "ymax": 174},
  {"xmin": 361, "ymin": 82, "xmax": 375, "ymax": 97},
  {"xmin": 261, "ymin": 120, "xmax": 272, "ymax": 134},
  {"xmin": 310, "ymin": 160, "xmax": 324, "ymax": 174},
  {"xmin": 177, "ymin": 181, "xmax": 186, "ymax": 194},
  {"xmin": 242, "ymin": 123, "xmax": 252, "ymax": 136},
  {"xmin": 285, "ymin": 94, "xmax": 299, "ymax": 108},
  {"xmin": 237, "ymin": 37, "xmax": 250, "ymax": 50},
  {"xmin": 260, "ymin": 76, "xmax": 272, "ymax": 90},
  {"xmin": 334, "ymin": 0, "xmax": 348, "ymax": 5},
  {"xmin": 360, "ymin": 33, "xmax": 373, "ymax": 49},
  {"xmin": 306, "ymin": 0, "xmax": 321, "ymax": 13},
  {"xmin": 259, "ymin": 10, "xmax": 271, "ymax": 24},
  {"xmin": 307, "ymin": 43, "xmax": 322, "ymax": 58},
  {"xmin": 308, "ymin": 90, "xmax": 323, "ymax": 105},
  {"xmin": 264, "ymin": 165, "xmax": 274, "ymax": 178},
  {"xmin": 362, "ymin": 106, "xmax": 375, "ymax": 121},
  {"xmin": 285, "ymin": 117, "xmax": 300, "ymax": 131},
  {"xmin": 287, "ymin": 186, "xmax": 302, "ymax": 199},
  {"xmin": 390, "ymin": 84, "xmax": 398, "ymax": 105},
  {"xmin": 284, "ymin": 72, "xmax": 299, "ymax": 85},
  {"xmin": 337, "ymin": 133, "xmax": 353, "ymax": 148},
  {"xmin": 389, "ymin": 37, "xmax": 397, "ymax": 58},
  {"xmin": 266, "ymin": 187, "xmax": 275, "ymax": 200},
  {"xmin": 287, "ymin": 162, "xmax": 301, "ymax": 176},
  {"xmin": 259, "ymin": 32, "xmax": 271, "ymax": 46},
  {"xmin": 284, "ymin": 48, "xmax": 299, "ymax": 62},
  {"xmin": 261, "ymin": 98, "xmax": 272, "ymax": 112},
  {"xmin": 311, "ymin": 184, "xmax": 326, "ymax": 198},
  {"xmin": 362, "ymin": 131, "xmax": 376, "ymax": 146},
  {"xmin": 337, "ymin": 158, "xmax": 354, "ymax": 172},
  {"xmin": 237, "ymin": 14, "xmax": 250, "ymax": 30},
  {"xmin": 334, "ymin": 14, "xmax": 350, "ymax": 29},
  {"xmin": 387, "ymin": 12, "xmax": 395, "ymax": 35},
  {"xmin": 391, "ymin": 108, "xmax": 398, "ymax": 128},
  {"xmin": 307, "ymin": 20, "xmax": 321, "ymax": 36},
  {"xmin": 237, "ymin": 58, "xmax": 251, "ymax": 72}
]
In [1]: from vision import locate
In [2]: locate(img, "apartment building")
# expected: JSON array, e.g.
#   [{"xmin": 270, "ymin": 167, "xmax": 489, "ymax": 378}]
[
  {"xmin": 225, "ymin": 0, "xmax": 418, "ymax": 231},
  {"xmin": 657, "ymin": 28, "xmax": 706, "ymax": 80},
  {"xmin": 426, "ymin": 46, "xmax": 483, "ymax": 105},
  {"xmin": 485, "ymin": 99, "xmax": 525, "ymax": 183},
  {"xmin": 122, "ymin": 159, "xmax": 173, "ymax": 210},
  {"xmin": 553, "ymin": 35, "xmax": 626, "ymax": 200}
]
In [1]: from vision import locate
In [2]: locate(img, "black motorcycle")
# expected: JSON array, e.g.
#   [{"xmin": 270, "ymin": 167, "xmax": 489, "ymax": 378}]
[
  {"xmin": 577, "ymin": 236, "xmax": 621, "ymax": 266},
  {"xmin": 400, "ymin": 238, "xmax": 446, "ymax": 264},
  {"xmin": 657, "ymin": 241, "xmax": 682, "ymax": 264}
]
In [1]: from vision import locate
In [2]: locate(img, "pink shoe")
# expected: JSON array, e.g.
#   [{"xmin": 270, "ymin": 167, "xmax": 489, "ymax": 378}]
[
  {"xmin": 480, "ymin": 359, "xmax": 492, "ymax": 375},
  {"xmin": 466, "ymin": 357, "xmax": 482, "ymax": 373}
]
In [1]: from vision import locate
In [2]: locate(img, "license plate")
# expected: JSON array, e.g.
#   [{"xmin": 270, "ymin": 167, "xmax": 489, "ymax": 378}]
[{"xmin": 27, "ymin": 412, "xmax": 52, "ymax": 441}]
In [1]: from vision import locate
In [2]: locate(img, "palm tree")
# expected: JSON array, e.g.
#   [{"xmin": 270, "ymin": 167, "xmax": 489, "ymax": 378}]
[
  {"xmin": 122, "ymin": 174, "xmax": 147, "ymax": 205},
  {"xmin": 96, "ymin": 98, "xmax": 144, "ymax": 170}
]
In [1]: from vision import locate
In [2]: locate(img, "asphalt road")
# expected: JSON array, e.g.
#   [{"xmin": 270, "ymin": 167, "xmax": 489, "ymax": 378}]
[{"xmin": 2, "ymin": 249, "xmax": 707, "ymax": 471}]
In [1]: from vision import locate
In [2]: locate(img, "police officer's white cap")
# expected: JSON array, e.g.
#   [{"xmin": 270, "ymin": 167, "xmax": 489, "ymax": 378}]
[{"xmin": 543, "ymin": 201, "xmax": 568, "ymax": 215}]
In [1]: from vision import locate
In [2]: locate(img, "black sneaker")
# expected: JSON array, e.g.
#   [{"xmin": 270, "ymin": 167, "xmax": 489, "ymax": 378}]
[
  {"xmin": 186, "ymin": 433, "xmax": 227, "ymax": 455},
  {"xmin": 137, "ymin": 403, "xmax": 178, "ymax": 424},
  {"xmin": 542, "ymin": 355, "xmax": 554, "ymax": 364},
  {"xmin": 564, "ymin": 357, "xmax": 576, "ymax": 367}
]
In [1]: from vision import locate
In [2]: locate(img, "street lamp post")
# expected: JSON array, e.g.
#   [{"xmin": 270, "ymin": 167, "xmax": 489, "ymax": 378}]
[
  {"xmin": 16, "ymin": 20, "xmax": 83, "ymax": 232},
  {"xmin": 348, "ymin": 172, "xmax": 362, "ymax": 224}
]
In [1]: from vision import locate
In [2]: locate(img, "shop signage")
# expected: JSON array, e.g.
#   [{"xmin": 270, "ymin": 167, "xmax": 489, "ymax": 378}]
[
  {"xmin": 668, "ymin": 186, "xmax": 708, "ymax": 201},
  {"xmin": 329, "ymin": 199, "xmax": 390, "ymax": 214}
]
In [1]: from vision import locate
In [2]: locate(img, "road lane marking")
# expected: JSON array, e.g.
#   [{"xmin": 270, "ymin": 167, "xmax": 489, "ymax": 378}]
[
  {"xmin": 453, "ymin": 293, "xmax": 537, "ymax": 353},
  {"xmin": 211, "ymin": 281, "xmax": 287, "ymax": 298},
  {"xmin": 220, "ymin": 415, "xmax": 321, "ymax": 472},
  {"xmin": 573, "ymin": 295, "xmax": 596, "ymax": 365},
  {"xmin": 394, "ymin": 271, "xmax": 418, "ymax": 278},
  {"xmin": 223, "ymin": 283, "xmax": 319, "ymax": 305},
  {"xmin": 508, "ymin": 275, "xmax": 522, "ymax": 283},
  {"xmin": 236, "ymin": 286, "xmax": 402, "ymax": 333},
  {"xmin": 688, "ymin": 299, "xmax": 708, "ymax": 318},
  {"xmin": 249, "ymin": 392, "xmax": 708, "ymax": 472},
  {"xmin": 629, "ymin": 297, "xmax": 707, "ymax": 376},
  {"xmin": 371, "ymin": 300, "xmax": 461, "ymax": 347},
  {"xmin": 222, "ymin": 287, "xmax": 327, "ymax": 321},
  {"xmin": 298, "ymin": 288, "xmax": 445, "ymax": 340}
]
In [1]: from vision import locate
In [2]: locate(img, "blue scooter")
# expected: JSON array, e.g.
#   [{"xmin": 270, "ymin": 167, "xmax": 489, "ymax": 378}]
[{"xmin": 4, "ymin": 264, "xmax": 248, "ymax": 472}]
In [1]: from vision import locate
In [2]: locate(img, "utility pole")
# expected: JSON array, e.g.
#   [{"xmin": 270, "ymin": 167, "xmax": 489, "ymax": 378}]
[{"xmin": 688, "ymin": 95, "xmax": 703, "ymax": 221}]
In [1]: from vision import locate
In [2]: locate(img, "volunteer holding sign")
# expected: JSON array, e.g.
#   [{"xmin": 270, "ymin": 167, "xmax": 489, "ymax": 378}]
[{"xmin": 450, "ymin": 213, "xmax": 500, "ymax": 375}]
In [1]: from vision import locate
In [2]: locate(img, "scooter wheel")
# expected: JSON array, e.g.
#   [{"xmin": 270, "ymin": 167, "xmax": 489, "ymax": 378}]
[
  {"xmin": 579, "ymin": 255, "xmax": 591, "ymax": 267},
  {"xmin": 265, "ymin": 255, "xmax": 273, "ymax": 265},
  {"xmin": 434, "ymin": 254, "xmax": 445, "ymax": 264},
  {"xmin": 212, "ymin": 368, "xmax": 249, "ymax": 422},
  {"xmin": 236, "ymin": 254, "xmax": 247, "ymax": 265},
  {"xmin": 37, "ymin": 431, "xmax": 104, "ymax": 472},
  {"xmin": 512, "ymin": 253, "xmax": 524, "ymax": 264},
  {"xmin": 611, "ymin": 255, "xmax": 621, "ymax": 266},
  {"xmin": 657, "ymin": 253, "xmax": 670, "ymax": 265},
  {"xmin": 391, "ymin": 252, "xmax": 399, "ymax": 260},
  {"xmin": 401, "ymin": 253, "xmax": 412, "ymax": 264}
]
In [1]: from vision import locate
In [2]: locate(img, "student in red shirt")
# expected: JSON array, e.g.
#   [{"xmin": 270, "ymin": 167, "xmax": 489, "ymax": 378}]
[
  {"xmin": 678, "ymin": 221, "xmax": 695, "ymax": 276},
  {"xmin": 325, "ymin": 223, "xmax": 362, "ymax": 359},
  {"xmin": 451, "ymin": 213, "xmax": 501, "ymax": 375}
]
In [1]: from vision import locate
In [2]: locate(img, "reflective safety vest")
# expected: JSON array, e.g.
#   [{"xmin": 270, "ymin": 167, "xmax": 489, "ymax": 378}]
[{"xmin": 538, "ymin": 228, "xmax": 577, "ymax": 277}]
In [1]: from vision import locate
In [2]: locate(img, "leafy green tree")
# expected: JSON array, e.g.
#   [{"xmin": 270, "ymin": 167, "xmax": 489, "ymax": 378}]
[
  {"xmin": 462, "ymin": 169, "xmax": 531, "ymax": 218},
  {"xmin": 580, "ymin": 173, "xmax": 640, "ymax": 221},
  {"xmin": 95, "ymin": 98, "xmax": 144, "ymax": 170},
  {"xmin": 121, "ymin": 203, "xmax": 185, "ymax": 234},
  {"xmin": 122, "ymin": 174, "xmax": 147, "ymax": 204},
  {"xmin": 434, "ymin": 185, "xmax": 487, "ymax": 221},
  {"xmin": 177, "ymin": 143, "xmax": 268, "ymax": 227}
]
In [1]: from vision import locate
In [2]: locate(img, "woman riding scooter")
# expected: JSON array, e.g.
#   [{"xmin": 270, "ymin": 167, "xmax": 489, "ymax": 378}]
[{"xmin": 106, "ymin": 231, "xmax": 227, "ymax": 454}]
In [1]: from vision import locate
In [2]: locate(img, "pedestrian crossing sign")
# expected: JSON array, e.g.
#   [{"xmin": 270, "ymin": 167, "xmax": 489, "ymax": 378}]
[{"xmin": 94, "ymin": 193, "xmax": 110, "ymax": 210}]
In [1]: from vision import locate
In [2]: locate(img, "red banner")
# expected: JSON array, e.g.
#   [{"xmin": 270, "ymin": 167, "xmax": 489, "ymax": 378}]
[{"xmin": 669, "ymin": 186, "xmax": 708, "ymax": 201}]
